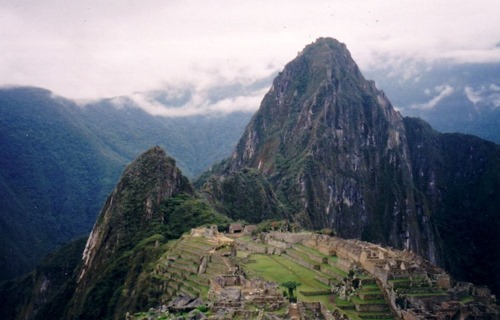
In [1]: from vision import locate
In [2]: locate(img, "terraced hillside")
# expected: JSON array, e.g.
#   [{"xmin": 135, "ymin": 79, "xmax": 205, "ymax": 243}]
[
  {"xmin": 236, "ymin": 236, "xmax": 395, "ymax": 320},
  {"xmin": 131, "ymin": 228, "xmax": 498, "ymax": 320},
  {"xmin": 149, "ymin": 229, "xmax": 233, "ymax": 304}
]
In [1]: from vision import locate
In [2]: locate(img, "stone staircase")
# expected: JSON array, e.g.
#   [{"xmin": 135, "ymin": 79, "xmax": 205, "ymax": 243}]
[
  {"xmin": 149, "ymin": 235, "xmax": 225, "ymax": 303},
  {"xmin": 285, "ymin": 242, "xmax": 394, "ymax": 320}
]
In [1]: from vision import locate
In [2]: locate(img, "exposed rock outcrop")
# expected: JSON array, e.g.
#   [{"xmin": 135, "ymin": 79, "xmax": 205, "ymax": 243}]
[
  {"xmin": 222, "ymin": 38, "xmax": 440, "ymax": 263},
  {"xmin": 209, "ymin": 37, "xmax": 500, "ymax": 293}
]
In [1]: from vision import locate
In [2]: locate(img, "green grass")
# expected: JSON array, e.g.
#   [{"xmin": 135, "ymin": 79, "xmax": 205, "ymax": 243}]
[
  {"xmin": 360, "ymin": 284, "xmax": 380, "ymax": 291},
  {"xmin": 350, "ymin": 296, "xmax": 387, "ymax": 305},
  {"xmin": 320, "ymin": 262, "xmax": 348, "ymax": 278},
  {"xmin": 236, "ymin": 250, "xmax": 251, "ymax": 258},
  {"xmin": 286, "ymin": 248, "xmax": 320, "ymax": 266},
  {"xmin": 328, "ymin": 255, "xmax": 339, "ymax": 263},
  {"xmin": 295, "ymin": 244, "xmax": 328, "ymax": 257},
  {"xmin": 459, "ymin": 295, "xmax": 475, "ymax": 304},
  {"xmin": 243, "ymin": 254, "xmax": 329, "ymax": 299}
]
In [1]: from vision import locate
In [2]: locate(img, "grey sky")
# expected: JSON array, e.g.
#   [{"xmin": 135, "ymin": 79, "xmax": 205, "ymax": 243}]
[{"xmin": 1, "ymin": 0, "xmax": 499, "ymax": 100}]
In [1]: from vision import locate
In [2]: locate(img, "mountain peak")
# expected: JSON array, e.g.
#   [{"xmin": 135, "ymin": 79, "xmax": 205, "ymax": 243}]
[
  {"xmin": 298, "ymin": 37, "xmax": 348, "ymax": 61},
  {"xmin": 77, "ymin": 146, "xmax": 191, "ymax": 285},
  {"xmin": 294, "ymin": 37, "xmax": 361, "ymax": 77},
  {"xmin": 225, "ymin": 37, "xmax": 435, "ymax": 263}
]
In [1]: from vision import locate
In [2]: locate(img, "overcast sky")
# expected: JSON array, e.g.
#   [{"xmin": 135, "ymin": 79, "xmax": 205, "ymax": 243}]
[{"xmin": 1, "ymin": 0, "xmax": 499, "ymax": 101}]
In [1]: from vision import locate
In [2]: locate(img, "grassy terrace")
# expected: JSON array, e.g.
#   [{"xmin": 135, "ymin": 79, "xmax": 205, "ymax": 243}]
[
  {"xmin": 387, "ymin": 278, "xmax": 411, "ymax": 288},
  {"xmin": 320, "ymin": 261, "xmax": 349, "ymax": 278},
  {"xmin": 327, "ymin": 255, "xmax": 339, "ymax": 264},
  {"xmin": 350, "ymin": 296, "xmax": 387, "ymax": 305},
  {"xmin": 295, "ymin": 244, "xmax": 328, "ymax": 257},
  {"xmin": 242, "ymin": 254, "xmax": 330, "ymax": 302},
  {"xmin": 361, "ymin": 284, "xmax": 381, "ymax": 291},
  {"xmin": 286, "ymin": 248, "xmax": 321, "ymax": 265},
  {"xmin": 241, "ymin": 253, "xmax": 393, "ymax": 319},
  {"xmin": 294, "ymin": 244, "xmax": 349, "ymax": 277}
]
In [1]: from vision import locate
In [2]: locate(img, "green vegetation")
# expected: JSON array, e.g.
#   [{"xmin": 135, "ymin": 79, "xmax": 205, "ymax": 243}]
[
  {"xmin": 3, "ymin": 37, "xmax": 500, "ymax": 320},
  {"xmin": 405, "ymin": 117, "xmax": 500, "ymax": 294},
  {"xmin": 242, "ymin": 254, "xmax": 329, "ymax": 301},
  {"xmin": 239, "ymin": 247, "xmax": 393, "ymax": 320},
  {"xmin": 460, "ymin": 295, "xmax": 475, "ymax": 304},
  {"xmin": 0, "ymin": 87, "xmax": 252, "ymax": 281},
  {"xmin": 72, "ymin": 191, "xmax": 230, "ymax": 319},
  {"xmin": 159, "ymin": 193, "xmax": 231, "ymax": 240},
  {"xmin": 282, "ymin": 281, "xmax": 301, "ymax": 301},
  {"xmin": 0, "ymin": 237, "xmax": 87, "ymax": 320},
  {"xmin": 208, "ymin": 168, "xmax": 286, "ymax": 223}
]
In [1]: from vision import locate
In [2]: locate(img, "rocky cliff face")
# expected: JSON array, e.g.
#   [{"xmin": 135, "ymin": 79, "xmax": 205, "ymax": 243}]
[
  {"xmin": 225, "ymin": 38, "xmax": 441, "ymax": 263},
  {"xmin": 404, "ymin": 117, "xmax": 500, "ymax": 293}
]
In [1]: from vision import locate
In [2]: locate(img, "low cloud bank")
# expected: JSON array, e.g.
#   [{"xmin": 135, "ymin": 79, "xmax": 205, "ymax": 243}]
[
  {"xmin": 111, "ymin": 76, "xmax": 273, "ymax": 117},
  {"xmin": 410, "ymin": 84, "xmax": 454, "ymax": 110}
]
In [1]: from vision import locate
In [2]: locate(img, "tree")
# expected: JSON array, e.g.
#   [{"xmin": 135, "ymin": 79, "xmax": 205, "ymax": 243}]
[{"xmin": 282, "ymin": 281, "xmax": 301, "ymax": 301}]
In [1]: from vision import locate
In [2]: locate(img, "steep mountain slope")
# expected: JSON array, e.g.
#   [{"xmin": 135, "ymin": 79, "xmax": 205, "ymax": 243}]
[
  {"xmin": 0, "ymin": 87, "xmax": 124, "ymax": 280},
  {"xmin": 206, "ymin": 37, "xmax": 500, "ymax": 292},
  {"xmin": 66, "ymin": 147, "xmax": 228, "ymax": 320},
  {"xmin": 1, "ymin": 34, "xmax": 499, "ymax": 317},
  {"xmin": 0, "ymin": 238, "xmax": 87, "ymax": 320},
  {"xmin": 404, "ymin": 117, "xmax": 500, "ymax": 293},
  {"xmin": 79, "ymin": 99, "xmax": 252, "ymax": 178},
  {"xmin": 220, "ymin": 37, "xmax": 440, "ymax": 262},
  {"xmin": 0, "ymin": 87, "xmax": 250, "ymax": 281},
  {"xmin": 67, "ymin": 146, "xmax": 191, "ymax": 319},
  {"xmin": 0, "ymin": 146, "xmax": 230, "ymax": 320}
]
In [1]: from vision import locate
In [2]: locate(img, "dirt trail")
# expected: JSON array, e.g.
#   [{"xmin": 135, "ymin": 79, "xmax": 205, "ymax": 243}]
[{"xmin": 288, "ymin": 303, "xmax": 299, "ymax": 319}]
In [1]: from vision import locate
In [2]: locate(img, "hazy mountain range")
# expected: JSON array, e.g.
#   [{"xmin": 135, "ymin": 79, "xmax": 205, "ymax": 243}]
[
  {"xmin": 0, "ymin": 37, "xmax": 498, "ymax": 320},
  {"xmin": 0, "ymin": 87, "xmax": 252, "ymax": 280},
  {"xmin": 365, "ymin": 61, "xmax": 500, "ymax": 144},
  {"xmin": 0, "ymin": 38, "xmax": 498, "ymax": 287}
]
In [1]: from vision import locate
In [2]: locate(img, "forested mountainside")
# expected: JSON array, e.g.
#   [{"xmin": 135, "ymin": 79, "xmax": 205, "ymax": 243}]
[{"xmin": 0, "ymin": 87, "xmax": 250, "ymax": 280}]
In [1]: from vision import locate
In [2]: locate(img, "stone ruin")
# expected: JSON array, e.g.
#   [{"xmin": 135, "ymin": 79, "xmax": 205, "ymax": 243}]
[
  {"xmin": 263, "ymin": 231, "xmax": 499, "ymax": 320},
  {"xmin": 208, "ymin": 273, "xmax": 285, "ymax": 315},
  {"xmin": 176, "ymin": 227, "xmax": 499, "ymax": 319}
]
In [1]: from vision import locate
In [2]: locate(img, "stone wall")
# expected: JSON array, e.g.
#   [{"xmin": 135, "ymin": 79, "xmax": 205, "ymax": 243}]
[
  {"xmin": 243, "ymin": 231, "xmax": 498, "ymax": 319},
  {"xmin": 266, "ymin": 231, "xmax": 312, "ymax": 244},
  {"xmin": 267, "ymin": 239, "xmax": 291, "ymax": 249}
]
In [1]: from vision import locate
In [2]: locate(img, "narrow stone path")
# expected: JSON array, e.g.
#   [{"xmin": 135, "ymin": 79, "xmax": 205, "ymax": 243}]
[
  {"xmin": 288, "ymin": 302, "xmax": 299, "ymax": 319},
  {"xmin": 219, "ymin": 254, "xmax": 233, "ymax": 272}
]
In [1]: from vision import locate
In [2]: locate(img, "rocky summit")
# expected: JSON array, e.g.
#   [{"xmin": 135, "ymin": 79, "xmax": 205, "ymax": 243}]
[
  {"xmin": 226, "ymin": 37, "xmax": 430, "ymax": 255},
  {"xmin": 206, "ymin": 37, "xmax": 500, "ymax": 293}
]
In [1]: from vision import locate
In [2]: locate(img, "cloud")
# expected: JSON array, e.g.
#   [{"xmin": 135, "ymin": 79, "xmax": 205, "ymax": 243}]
[
  {"xmin": 464, "ymin": 86, "xmax": 483, "ymax": 104},
  {"xmin": 411, "ymin": 85, "xmax": 454, "ymax": 110},
  {"xmin": 1, "ymin": 0, "xmax": 499, "ymax": 107},
  {"xmin": 464, "ymin": 84, "xmax": 500, "ymax": 108},
  {"xmin": 116, "ymin": 80, "xmax": 270, "ymax": 117}
]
